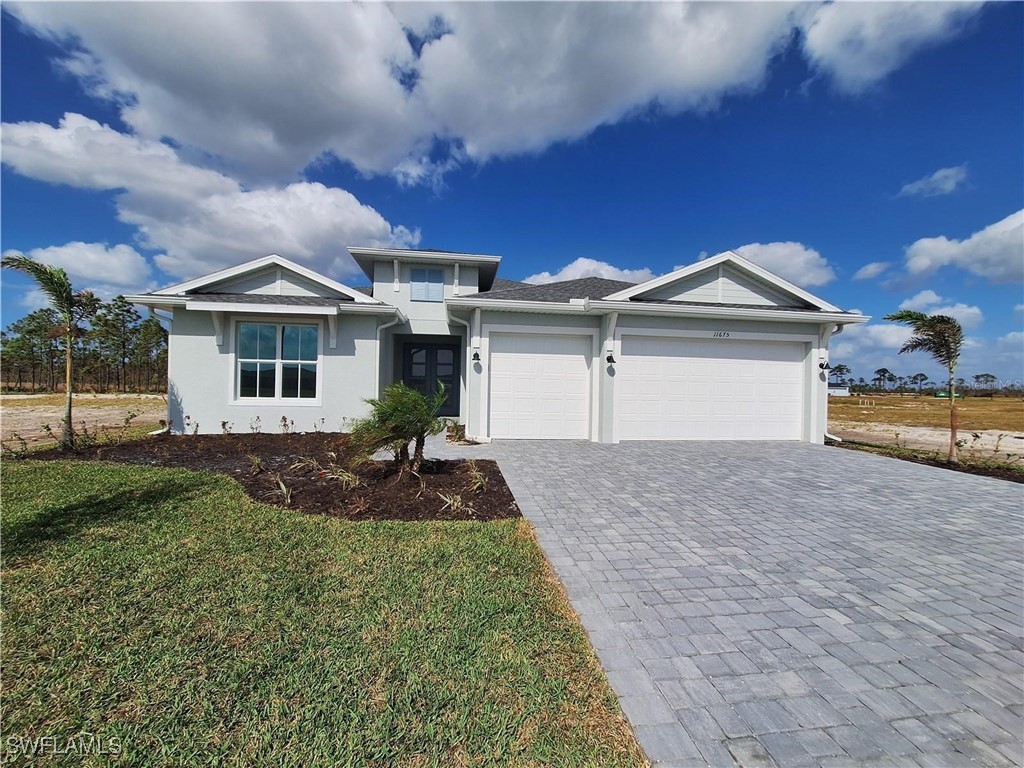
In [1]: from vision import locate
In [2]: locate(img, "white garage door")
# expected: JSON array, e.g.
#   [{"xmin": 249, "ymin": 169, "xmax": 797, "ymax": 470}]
[
  {"xmin": 618, "ymin": 336, "xmax": 805, "ymax": 440},
  {"xmin": 488, "ymin": 333, "xmax": 591, "ymax": 439}
]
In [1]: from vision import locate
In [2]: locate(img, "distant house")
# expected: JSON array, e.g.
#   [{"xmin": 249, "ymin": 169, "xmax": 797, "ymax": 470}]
[
  {"xmin": 126, "ymin": 248, "xmax": 867, "ymax": 442},
  {"xmin": 828, "ymin": 385, "xmax": 851, "ymax": 397}
]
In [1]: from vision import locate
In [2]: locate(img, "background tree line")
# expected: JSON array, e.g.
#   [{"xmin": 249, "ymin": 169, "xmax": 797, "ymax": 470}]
[
  {"xmin": 828, "ymin": 364, "xmax": 1017, "ymax": 396},
  {"xmin": 2, "ymin": 295, "xmax": 167, "ymax": 393}
]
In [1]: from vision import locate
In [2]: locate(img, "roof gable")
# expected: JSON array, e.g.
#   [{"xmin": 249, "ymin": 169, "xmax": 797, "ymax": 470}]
[
  {"xmin": 603, "ymin": 251, "xmax": 839, "ymax": 312},
  {"xmin": 152, "ymin": 254, "xmax": 379, "ymax": 304}
]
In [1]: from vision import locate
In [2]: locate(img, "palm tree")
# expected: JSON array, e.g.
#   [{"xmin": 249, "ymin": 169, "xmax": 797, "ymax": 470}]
[
  {"xmin": 884, "ymin": 310, "xmax": 964, "ymax": 463},
  {"xmin": 2, "ymin": 255, "xmax": 97, "ymax": 449}
]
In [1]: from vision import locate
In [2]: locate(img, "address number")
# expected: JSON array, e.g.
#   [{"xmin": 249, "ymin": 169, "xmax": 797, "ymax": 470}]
[{"xmin": 713, "ymin": 331, "xmax": 730, "ymax": 338}]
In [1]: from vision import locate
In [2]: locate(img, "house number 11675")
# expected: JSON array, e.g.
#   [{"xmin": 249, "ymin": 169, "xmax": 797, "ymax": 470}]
[{"xmin": 713, "ymin": 331, "xmax": 730, "ymax": 338}]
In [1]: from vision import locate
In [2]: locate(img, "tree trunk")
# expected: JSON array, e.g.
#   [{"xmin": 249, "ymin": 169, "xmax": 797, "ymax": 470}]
[
  {"xmin": 412, "ymin": 434, "xmax": 425, "ymax": 472},
  {"xmin": 61, "ymin": 332, "xmax": 75, "ymax": 450},
  {"xmin": 947, "ymin": 370, "xmax": 959, "ymax": 464}
]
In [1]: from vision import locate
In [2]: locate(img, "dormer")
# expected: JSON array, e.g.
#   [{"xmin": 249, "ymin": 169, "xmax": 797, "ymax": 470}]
[{"xmin": 348, "ymin": 247, "xmax": 502, "ymax": 302}]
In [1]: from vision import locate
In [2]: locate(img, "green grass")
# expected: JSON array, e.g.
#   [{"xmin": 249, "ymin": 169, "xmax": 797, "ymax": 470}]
[{"xmin": 2, "ymin": 462, "xmax": 645, "ymax": 767}]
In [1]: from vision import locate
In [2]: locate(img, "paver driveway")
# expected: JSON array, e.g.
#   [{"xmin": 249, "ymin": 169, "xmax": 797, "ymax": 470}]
[{"xmin": 440, "ymin": 440, "xmax": 1024, "ymax": 767}]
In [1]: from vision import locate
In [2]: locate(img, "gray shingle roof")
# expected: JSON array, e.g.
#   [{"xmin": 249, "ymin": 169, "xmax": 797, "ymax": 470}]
[
  {"xmin": 351, "ymin": 285, "xmax": 374, "ymax": 296},
  {"xmin": 631, "ymin": 298, "xmax": 820, "ymax": 311},
  {"xmin": 488, "ymin": 277, "xmax": 528, "ymax": 292},
  {"xmin": 472, "ymin": 277, "xmax": 636, "ymax": 303},
  {"xmin": 186, "ymin": 292, "xmax": 353, "ymax": 306}
]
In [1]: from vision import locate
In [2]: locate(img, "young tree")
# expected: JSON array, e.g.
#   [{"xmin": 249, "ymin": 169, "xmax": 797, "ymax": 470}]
[
  {"xmin": 884, "ymin": 310, "xmax": 964, "ymax": 463},
  {"xmin": 2, "ymin": 255, "xmax": 98, "ymax": 449},
  {"xmin": 349, "ymin": 383, "xmax": 448, "ymax": 474}
]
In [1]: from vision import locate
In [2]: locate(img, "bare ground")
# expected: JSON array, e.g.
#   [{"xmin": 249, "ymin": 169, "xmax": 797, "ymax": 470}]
[{"xmin": 0, "ymin": 393, "xmax": 167, "ymax": 447}]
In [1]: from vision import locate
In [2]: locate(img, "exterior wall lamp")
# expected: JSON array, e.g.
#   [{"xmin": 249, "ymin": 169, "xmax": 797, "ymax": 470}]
[
  {"xmin": 606, "ymin": 354, "xmax": 616, "ymax": 364},
  {"xmin": 472, "ymin": 351, "xmax": 481, "ymax": 362}
]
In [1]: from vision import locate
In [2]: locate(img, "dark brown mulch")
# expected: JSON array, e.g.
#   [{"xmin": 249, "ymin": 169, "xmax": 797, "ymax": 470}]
[
  {"xmin": 828, "ymin": 439, "xmax": 1024, "ymax": 484},
  {"xmin": 31, "ymin": 433, "xmax": 521, "ymax": 521}
]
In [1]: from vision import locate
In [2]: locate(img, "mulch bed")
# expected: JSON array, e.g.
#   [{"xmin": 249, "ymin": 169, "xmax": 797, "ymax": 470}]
[
  {"xmin": 828, "ymin": 439, "xmax": 1024, "ymax": 484},
  {"xmin": 30, "ymin": 433, "xmax": 522, "ymax": 521}
]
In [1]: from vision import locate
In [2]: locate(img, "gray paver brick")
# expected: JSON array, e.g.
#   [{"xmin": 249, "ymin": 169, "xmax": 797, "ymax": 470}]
[{"xmin": 433, "ymin": 439, "xmax": 1024, "ymax": 768}]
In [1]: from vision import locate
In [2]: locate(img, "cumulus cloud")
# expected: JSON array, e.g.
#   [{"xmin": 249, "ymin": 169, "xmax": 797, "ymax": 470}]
[
  {"xmin": 1, "ymin": 241, "xmax": 154, "ymax": 299},
  {"xmin": 6, "ymin": 2, "xmax": 985, "ymax": 182},
  {"xmin": 732, "ymin": 242, "xmax": 836, "ymax": 287},
  {"xmin": 904, "ymin": 209, "xmax": 1024, "ymax": 283},
  {"xmin": 524, "ymin": 258, "xmax": 654, "ymax": 286},
  {"xmin": 929, "ymin": 303, "xmax": 984, "ymax": 330},
  {"xmin": 1, "ymin": 114, "xmax": 419, "ymax": 282},
  {"xmin": 899, "ymin": 289, "xmax": 944, "ymax": 311},
  {"xmin": 852, "ymin": 261, "xmax": 890, "ymax": 281},
  {"xmin": 801, "ymin": 3, "xmax": 983, "ymax": 93},
  {"xmin": 897, "ymin": 165, "xmax": 968, "ymax": 198}
]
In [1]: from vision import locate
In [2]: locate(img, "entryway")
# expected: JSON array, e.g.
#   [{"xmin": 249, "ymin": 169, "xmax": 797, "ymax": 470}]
[{"xmin": 401, "ymin": 341, "xmax": 460, "ymax": 417}]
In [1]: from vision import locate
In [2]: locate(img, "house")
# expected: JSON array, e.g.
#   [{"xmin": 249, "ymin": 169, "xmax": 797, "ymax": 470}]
[{"xmin": 125, "ymin": 247, "xmax": 868, "ymax": 442}]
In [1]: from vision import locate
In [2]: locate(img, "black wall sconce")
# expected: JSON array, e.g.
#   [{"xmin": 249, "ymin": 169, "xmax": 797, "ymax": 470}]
[
  {"xmin": 472, "ymin": 351, "xmax": 481, "ymax": 362},
  {"xmin": 818, "ymin": 361, "xmax": 831, "ymax": 371},
  {"xmin": 606, "ymin": 354, "xmax": 616, "ymax": 364}
]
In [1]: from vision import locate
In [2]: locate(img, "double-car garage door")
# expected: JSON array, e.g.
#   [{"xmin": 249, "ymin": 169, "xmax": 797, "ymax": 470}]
[
  {"xmin": 617, "ymin": 336, "xmax": 804, "ymax": 440},
  {"xmin": 487, "ymin": 331, "xmax": 805, "ymax": 441}
]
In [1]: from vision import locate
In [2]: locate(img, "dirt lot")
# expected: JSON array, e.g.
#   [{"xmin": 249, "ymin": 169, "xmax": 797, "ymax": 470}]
[
  {"xmin": 0, "ymin": 393, "xmax": 167, "ymax": 446},
  {"xmin": 28, "ymin": 432, "xmax": 520, "ymax": 521},
  {"xmin": 828, "ymin": 394, "xmax": 1024, "ymax": 461}
]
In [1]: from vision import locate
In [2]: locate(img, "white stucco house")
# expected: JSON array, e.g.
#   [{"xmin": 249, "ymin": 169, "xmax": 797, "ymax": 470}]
[{"xmin": 125, "ymin": 247, "xmax": 868, "ymax": 442}]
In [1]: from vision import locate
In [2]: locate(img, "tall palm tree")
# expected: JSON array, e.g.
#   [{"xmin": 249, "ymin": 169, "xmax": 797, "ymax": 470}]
[
  {"xmin": 2, "ymin": 255, "xmax": 97, "ymax": 450},
  {"xmin": 884, "ymin": 310, "xmax": 964, "ymax": 463}
]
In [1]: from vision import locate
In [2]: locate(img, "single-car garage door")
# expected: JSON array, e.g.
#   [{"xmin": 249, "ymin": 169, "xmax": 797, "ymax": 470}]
[
  {"xmin": 489, "ymin": 333, "xmax": 592, "ymax": 439},
  {"xmin": 617, "ymin": 336, "xmax": 805, "ymax": 440}
]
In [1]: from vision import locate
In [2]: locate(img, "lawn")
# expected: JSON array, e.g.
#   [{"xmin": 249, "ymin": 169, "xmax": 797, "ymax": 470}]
[
  {"xmin": 2, "ymin": 461, "xmax": 646, "ymax": 767},
  {"xmin": 828, "ymin": 394, "xmax": 1024, "ymax": 432}
]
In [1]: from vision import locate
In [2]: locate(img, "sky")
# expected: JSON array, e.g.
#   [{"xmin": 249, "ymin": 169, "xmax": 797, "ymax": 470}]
[{"xmin": 2, "ymin": 2, "xmax": 1022, "ymax": 386}]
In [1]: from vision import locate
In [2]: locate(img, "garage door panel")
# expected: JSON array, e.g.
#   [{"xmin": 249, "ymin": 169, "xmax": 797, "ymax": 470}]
[
  {"xmin": 618, "ymin": 336, "xmax": 803, "ymax": 441},
  {"xmin": 489, "ymin": 333, "xmax": 591, "ymax": 439}
]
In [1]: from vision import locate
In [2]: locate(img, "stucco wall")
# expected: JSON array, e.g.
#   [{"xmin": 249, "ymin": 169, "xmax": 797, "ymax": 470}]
[{"xmin": 168, "ymin": 308, "xmax": 379, "ymax": 434}]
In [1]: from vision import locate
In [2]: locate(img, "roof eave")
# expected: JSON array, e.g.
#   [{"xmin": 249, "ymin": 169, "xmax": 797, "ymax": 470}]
[{"xmin": 589, "ymin": 300, "xmax": 869, "ymax": 324}]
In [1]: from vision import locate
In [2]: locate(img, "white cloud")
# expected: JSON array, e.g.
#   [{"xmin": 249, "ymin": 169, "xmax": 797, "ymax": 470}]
[
  {"xmin": 1, "ymin": 114, "xmax": 418, "ymax": 282},
  {"xmin": 732, "ymin": 242, "xmax": 836, "ymax": 287},
  {"xmin": 800, "ymin": 3, "xmax": 983, "ymax": 93},
  {"xmin": 852, "ymin": 261, "xmax": 890, "ymax": 281},
  {"xmin": 524, "ymin": 258, "xmax": 654, "ymax": 286},
  {"xmin": 2, "ymin": 241, "xmax": 154, "ymax": 300},
  {"xmin": 6, "ymin": 3, "xmax": 985, "ymax": 182},
  {"xmin": 904, "ymin": 210, "xmax": 1024, "ymax": 284},
  {"xmin": 897, "ymin": 165, "xmax": 968, "ymax": 198},
  {"xmin": 929, "ymin": 303, "xmax": 984, "ymax": 330},
  {"xmin": 899, "ymin": 289, "xmax": 943, "ymax": 311},
  {"xmin": 1015, "ymin": 304, "xmax": 1024, "ymax": 314}
]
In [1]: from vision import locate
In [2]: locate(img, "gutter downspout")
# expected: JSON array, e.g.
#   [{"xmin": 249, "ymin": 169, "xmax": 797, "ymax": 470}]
[
  {"xmin": 374, "ymin": 312, "xmax": 406, "ymax": 396},
  {"xmin": 824, "ymin": 323, "xmax": 844, "ymax": 443},
  {"xmin": 448, "ymin": 310, "xmax": 473, "ymax": 432}
]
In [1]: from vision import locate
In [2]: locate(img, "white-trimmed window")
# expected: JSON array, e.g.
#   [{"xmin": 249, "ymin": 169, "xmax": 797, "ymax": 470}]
[
  {"xmin": 237, "ymin": 322, "xmax": 319, "ymax": 400},
  {"xmin": 410, "ymin": 268, "xmax": 444, "ymax": 302}
]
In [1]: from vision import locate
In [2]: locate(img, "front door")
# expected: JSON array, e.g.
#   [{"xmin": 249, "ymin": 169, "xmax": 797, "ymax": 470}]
[{"xmin": 402, "ymin": 343, "xmax": 460, "ymax": 417}]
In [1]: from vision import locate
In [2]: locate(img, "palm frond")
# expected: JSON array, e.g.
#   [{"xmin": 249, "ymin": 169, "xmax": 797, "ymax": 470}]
[{"xmin": 1, "ymin": 254, "xmax": 75, "ymax": 320}]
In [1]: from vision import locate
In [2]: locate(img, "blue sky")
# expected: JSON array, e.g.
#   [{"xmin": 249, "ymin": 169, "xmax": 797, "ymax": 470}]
[{"xmin": 2, "ymin": 2, "xmax": 1022, "ymax": 384}]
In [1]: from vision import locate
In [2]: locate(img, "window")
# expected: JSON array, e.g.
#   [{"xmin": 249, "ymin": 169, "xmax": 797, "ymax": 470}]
[
  {"xmin": 410, "ymin": 268, "xmax": 444, "ymax": 302},
  {"xmin": 237, "ymin": 322, "xmax": 318, "ymax": 400}
]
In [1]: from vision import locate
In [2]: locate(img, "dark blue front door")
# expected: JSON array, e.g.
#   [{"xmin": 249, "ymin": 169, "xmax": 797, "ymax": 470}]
[{"xmin": 402, "ymin": 343, "xmax": 460, "ymax": 417}]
